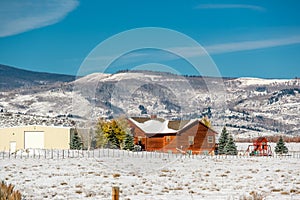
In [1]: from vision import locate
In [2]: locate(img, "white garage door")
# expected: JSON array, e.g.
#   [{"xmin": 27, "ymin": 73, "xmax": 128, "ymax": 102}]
[
  {"xmin": 24, "ymin": 131, "xmax": 44, "ymax": 149},
  {"xmin": 10, "ymin": 141, "xmax": 16, "ymax": 152}
]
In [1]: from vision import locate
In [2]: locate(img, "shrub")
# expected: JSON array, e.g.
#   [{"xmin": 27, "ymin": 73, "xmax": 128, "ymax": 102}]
[
  {"xmin": 0, "ymin": 181, "xmax": 22, "ymax": 200},
  {"xmin": 240, "ymin": 191, "xmax": 265, "ymax": 200}
]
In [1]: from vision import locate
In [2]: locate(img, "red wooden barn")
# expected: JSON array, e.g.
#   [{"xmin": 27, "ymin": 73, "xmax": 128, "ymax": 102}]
[{"xmin": 128, "ymin": 117, "xmax": 218, "ymax": 155}]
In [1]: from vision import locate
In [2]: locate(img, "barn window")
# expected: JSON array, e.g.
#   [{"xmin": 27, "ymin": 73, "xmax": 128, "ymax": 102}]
[
  {"xmin": 188, "ymin": 136, "xmax": 194, "ymax": 145},
  {"xmin": 207, "ymin": 136, "xmax": 214, "ymax": 143}
]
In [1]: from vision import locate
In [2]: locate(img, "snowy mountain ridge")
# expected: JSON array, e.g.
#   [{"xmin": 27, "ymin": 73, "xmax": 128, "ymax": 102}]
[{"xmin": 0, "ymin": 66, "xmax": 299, "ymax": 137}]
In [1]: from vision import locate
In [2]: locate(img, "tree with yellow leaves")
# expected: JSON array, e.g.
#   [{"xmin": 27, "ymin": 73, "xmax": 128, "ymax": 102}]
[
  {"xmin": 95, "ymin": 117, "xmax": 129, "ymax": 149},
  {"xmin": 201, "ymin": 115, "xmax": 211, "ymax": 128}
]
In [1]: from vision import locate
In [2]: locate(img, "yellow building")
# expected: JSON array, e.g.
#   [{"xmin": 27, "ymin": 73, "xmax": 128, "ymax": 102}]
[{"xmin": 0, "ymin": 125, "xmax": 73, "ymax": 151}]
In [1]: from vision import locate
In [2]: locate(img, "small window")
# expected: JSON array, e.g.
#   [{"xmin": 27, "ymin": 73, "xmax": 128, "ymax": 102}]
[
  {"xmin": 207, "ymin": 136, "xmax": 214, "ymax": 143},
  {"xmin": 166, "ymin": 136, "xmax": 171, "ymax": 142},
  {"xmin": 188, "ymin": 136, "xmax": 194, "ymax": 145},
  {"xmin": 138, "ymin": 136, "xmax": 142, "ymax": 142}
]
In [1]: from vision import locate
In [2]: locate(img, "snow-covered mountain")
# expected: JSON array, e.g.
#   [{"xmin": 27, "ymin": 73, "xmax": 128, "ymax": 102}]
[{"xmin": 0, "ymin": 66, "xmax": 299, "ymax": 137}]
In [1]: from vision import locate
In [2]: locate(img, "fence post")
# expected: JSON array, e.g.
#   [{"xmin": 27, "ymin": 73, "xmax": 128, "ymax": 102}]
[{"xmin": 112, "ymin": 186, "xmax": 119, "ymax": 200}]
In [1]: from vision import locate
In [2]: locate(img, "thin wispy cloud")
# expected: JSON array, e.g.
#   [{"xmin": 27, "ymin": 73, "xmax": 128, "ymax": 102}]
[
  {"xmin": 0, "ymin": 0, "xmax": 79, "ymax": 37},
  {"xmin": 169, "ymin": 35, "xmax": 300, "ymax": 57},
  {"xmin": 196, "ymin": 4, "xmax": 265, "ymax": 12},
  {"xmin": 85, "ymin": 35, "xmax": 300, "ymax": 70},
  {"xmin": 206, "ymin": 36, "xmax": 300, "ymax": 54}
]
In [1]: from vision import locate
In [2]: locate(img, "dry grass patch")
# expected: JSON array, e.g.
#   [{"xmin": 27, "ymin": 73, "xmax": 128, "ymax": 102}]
[
  {"xmin": 113, "ymin": 173, "xmax": 121, "ymax": 178},
  {"xmin": 172, "ymin": 187, "xmax": 183, "ymax": 190},
  {"xmin": 290, "ymin": 189, "xmax": 297, "ymax": 193},
  {"xmin": 0, "ymin": 181, "xmax": 22, "ymax": 200},
  {"xmin": 271, "ymin": 188, "xmax": 282, "ymax": 192},
  {"xmin": 240, "ymin": 191, "xmax": 265, "ymax": 200},
  {"xmin": 60, "ymin": 182, "xmax": 68, "ymax": 186},
  {"xmin": 280, "ymin": 191, "xmax": 289, "ymax": 195}
]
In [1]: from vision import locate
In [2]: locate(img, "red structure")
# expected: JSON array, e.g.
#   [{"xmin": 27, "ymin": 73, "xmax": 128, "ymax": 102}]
[
  {"xmin": 246, "ymin": 137, "xmax": 272, "ymax": 156},
  {"xmin": 128, "ymin": 117, "xmax": 218, "ymax": 155}
]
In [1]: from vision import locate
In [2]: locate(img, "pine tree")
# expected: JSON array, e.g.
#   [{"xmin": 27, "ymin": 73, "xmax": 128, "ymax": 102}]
[
  {"xmin": 70, "ymin": 129, "xmax": 82, "ymax": 150},
  {"xmin": 218, "ymin": 126, "xmax": 229, "ymax": 154},
  {"xmin": 224, "ymin": 134, "xmax": 237, "ymax": 155},
  {"xmin": 124, "ymin": 134, "xmax": 134, "ymax": 151},
  {"xmin": 275, "ymin": 136, "xmax": 288, "ymax": 154}
]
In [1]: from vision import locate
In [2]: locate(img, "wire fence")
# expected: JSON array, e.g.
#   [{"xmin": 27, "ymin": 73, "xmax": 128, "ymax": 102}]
[{"xmin": 1, "ymin": 148, "xmax": 300, "ymax": 160}]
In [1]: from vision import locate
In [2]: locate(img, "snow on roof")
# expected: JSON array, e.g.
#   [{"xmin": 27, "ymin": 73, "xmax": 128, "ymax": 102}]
[{"xmin": 129, "ymin": 118, "xmax": 177, "ymax": 134}]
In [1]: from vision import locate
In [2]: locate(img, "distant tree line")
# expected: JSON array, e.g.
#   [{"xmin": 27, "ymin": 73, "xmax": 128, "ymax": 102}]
[{"xmin": 236, "ymin": 135, "xmax": 300, "ymax": 143}]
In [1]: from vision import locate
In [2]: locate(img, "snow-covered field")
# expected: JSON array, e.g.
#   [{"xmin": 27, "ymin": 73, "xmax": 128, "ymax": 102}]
[{"xmin": 1, "ymin": 149, "xmax": 300, "ymax": 200}]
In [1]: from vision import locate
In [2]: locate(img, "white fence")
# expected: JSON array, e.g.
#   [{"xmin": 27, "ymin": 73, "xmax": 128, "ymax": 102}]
[{"xmin": 1, "ymin": 148, "xmax": 300, "ymax": 160}]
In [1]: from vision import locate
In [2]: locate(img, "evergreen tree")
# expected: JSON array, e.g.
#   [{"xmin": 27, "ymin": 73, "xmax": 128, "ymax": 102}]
[
  {"xmin": 218, "ymin": 126, "xmax": 229, "ymax": 154},
  {"xmin": 224, "ymin": 134, "xmax": 237, "ymax": 155},
  {"xmin": 275, "ymin": 136, "xmax": 288, "ymax": 154},
  {"xmin": 124, "ymin": 134, "xmax": 134, "ymax": 151},
  {"xmin": 70, "ymin": 129, "xmax": 82, "ymax": 150}
]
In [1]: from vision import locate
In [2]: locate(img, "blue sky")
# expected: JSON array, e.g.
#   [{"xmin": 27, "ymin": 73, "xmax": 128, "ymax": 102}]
[{"xmin": 0, "ymin": 0, "xmax": 300, "ymax": 78}]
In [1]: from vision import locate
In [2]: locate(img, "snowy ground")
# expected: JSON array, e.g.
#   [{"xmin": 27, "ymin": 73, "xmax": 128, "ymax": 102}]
[{"xmin": 1, "ymin": 149, "xmax": 300, "ymax": 200}]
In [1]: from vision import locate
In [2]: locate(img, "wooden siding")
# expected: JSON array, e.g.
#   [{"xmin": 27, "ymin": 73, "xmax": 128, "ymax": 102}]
[
  {"xmin": 128, "ymin": 119, "xmax": 218, "ymax": 154},
  {"xmin": 146, "ymin": 137, "xmax": 164, "ymax": 151}
]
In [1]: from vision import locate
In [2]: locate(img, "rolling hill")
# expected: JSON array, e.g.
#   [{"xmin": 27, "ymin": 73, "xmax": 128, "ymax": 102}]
[{"xmin": 0, "ymin": 64, "xmax": 75, "ymax": 90}]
